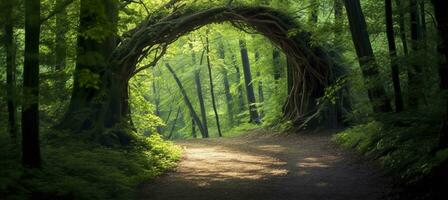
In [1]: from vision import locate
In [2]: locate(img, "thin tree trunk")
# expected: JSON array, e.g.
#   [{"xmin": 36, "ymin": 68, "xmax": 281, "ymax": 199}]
[
  {"xmin": 239, "ymin": 40, "xmax": 261, "ymax": 123},
  {"xmin": 54, "ymin": 0, "xmax": 68, "ymax": 70},
  {"xmin": 334, "ymin": 0, "xmax": 344, "ymax": 45},
  {"xmin": 255, "ymin": 52, "xmax": 264, "ymax": 118},
  {"xmin": 408, "ymin": 0, "xmax": 423, "ymax": 108},
  {"xmin": 22, "ymin": 0, "xmax": 41, "ymax": 168},
  {"xmin": 191, "ymin": 119, "xmax": 197, "ymax": 138},
  {"xmin": 152, "ymin": 80, "xmax": 162, "ymax": 133},
  {"xmin": 396, "ymin": 0, "xmax": 409, "ymax": 55},
  {"xmin": 165, "ymin": 63, "xmax": 207, "ymax": 138},
  {"xmin": 344, "ymin": 0, "xmax": 393, "ymax": 113},
  {"xmin": 168, "ymin": 107, "xmax": 181, "ymax": 139},
  {"xmin": 205, "ymin": 35, "xmax": 222, "ymax": 137},
  {"xmin": 272, "ymin": 49, "xmax": 282, "ymax": 81},
  {"xmin": 232, "ymin": 54, "xmax": 245, "ymax": 117},
  {"xmin": 3, "ymin": 0, "xmax": 18, "ymax": 141},
  {"xmin": 385, "ymin": 0, "xmax": 404, "ymax": 112},
  {"xmin": 190, "ymin": 43, "xmax": 209, "ymax": 138},
  {"xmin": 218, "ymin": 42, "xmax": 234, "ymax": 126}
]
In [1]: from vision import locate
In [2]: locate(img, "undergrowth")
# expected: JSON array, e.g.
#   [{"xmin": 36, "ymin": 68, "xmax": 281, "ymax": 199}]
[
  {"xmin": 0, "ymin": 131, "xmax": 181, "ymax": 200},
  {"xmin": 332, "ymin": 110, "xmax": 448, "ymax": 184}
]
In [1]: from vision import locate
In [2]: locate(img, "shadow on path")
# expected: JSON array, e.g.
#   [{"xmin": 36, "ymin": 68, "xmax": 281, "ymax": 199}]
[{"xmin": 139, "ymin": 130, "xmax": 391, "ymax": 200}]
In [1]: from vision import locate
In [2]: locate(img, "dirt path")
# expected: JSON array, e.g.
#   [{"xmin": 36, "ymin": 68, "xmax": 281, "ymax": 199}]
[{"xmin": 140, "ymin": 130, "xmax": 392, "ymax": 200}]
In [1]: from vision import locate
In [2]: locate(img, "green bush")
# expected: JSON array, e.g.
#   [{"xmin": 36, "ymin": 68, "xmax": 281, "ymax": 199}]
[
  {"xmin": 0, "ymin": 133, "xmax": 181, "ymax": 200},
  {"xmin": 332, "ymin": 111, "xmax": 448, "ymax": 184}
]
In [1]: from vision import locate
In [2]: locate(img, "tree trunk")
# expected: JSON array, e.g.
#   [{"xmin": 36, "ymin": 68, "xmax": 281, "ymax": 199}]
[
  {"xmin": 239, "ymin": 40, "xmax": 261, "ymax": 124},
  {"xmin": 3, "ymin": 0, "xmax": 18, "ymax": 141},
  {"xmin": 385, "ymin": 0, "xmax": 404, "ymax": 112},
  {"xmin": 168, "ymin": 107, "xmax": 181, "ymax": 139},
  {"xmin": 272, "ymin": 49, "xmax": 282, "ymax": 81},
  {"xmin": 165, "ymin": 63, "xmax": 207, "ymax": 138},
  {"xmin": 408, "ymin": 0, "xmax": 423, "ymax": 108},
  {"xmin": 344, "ymin": 0, "xmax": 392, "ymax": 113},
  {"xmin": 59, "ymin": 0, "xmax": 120, "ymax": 132},
  {"xmin": 431, "ymin": 0, "xmax": 448, "ymax": 150},
  {"xmin": 191, "ymin": 119, "xmax": 197, "ymax": 138},
  {"xmin": 334, "ymin": 0, "xmax": 344, "ymax": 45},
  {"xmin": 54, "ymin": 0, "xmax": 68, "ymax": 70},
  {"xmin": 255, "ymin": 52, "xmax": 264, "ymax": 118},
  {"xmin": 395, "ymin": 0, "xmax": 409, "ymax": 55},
  {"xmin": 190, "ymin": 44, "xmax": 209, "ymax": 138},
  {"xmin": 218, "ymin": 42, "xmax": 234, "ymax": 126},
  {"xmin": 22, "ymin": 0, "xmax": 41, "ymax": 168},
  {"xmin": 232, "ymin": 54, "xmax": 245, "ymax": 119},
  {"xmin": 152, "ymin": 80, "xmax": 162, "ymax": 133},
  {"xmin": 205, "ymin": 35, "xmax": 222, "ymax": 137}
]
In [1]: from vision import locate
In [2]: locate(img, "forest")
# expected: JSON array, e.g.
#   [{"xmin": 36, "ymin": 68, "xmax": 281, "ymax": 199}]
[{"xmin": 0, "ymin": 0, "xmax": 448, "ymax": 199}]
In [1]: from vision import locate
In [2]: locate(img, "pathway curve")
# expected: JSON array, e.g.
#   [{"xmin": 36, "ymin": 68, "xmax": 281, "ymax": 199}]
[{"xmin": 140, "ymin": 130, "xmax": 391, "ymax": 200}]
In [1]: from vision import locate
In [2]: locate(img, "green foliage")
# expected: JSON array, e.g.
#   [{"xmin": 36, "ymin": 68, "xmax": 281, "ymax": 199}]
[
  {"xmin": 333, "ymin": 110, "xmax": 447, "ymax": 184},
  {"xmin": 0, "ymin": 132, "xmax": 181, "ymax": 200}
]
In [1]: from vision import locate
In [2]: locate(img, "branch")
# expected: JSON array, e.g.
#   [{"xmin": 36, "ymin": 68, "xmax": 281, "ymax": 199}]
[{"xmin": 40, "ymin": 0, "xmax": 74, "ymax": 24}]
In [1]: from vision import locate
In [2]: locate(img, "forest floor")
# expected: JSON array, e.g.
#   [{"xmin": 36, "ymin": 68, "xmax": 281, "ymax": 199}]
[{"xmin": 139, "ymin": 130, "xmax": 392, "ymax": 200}]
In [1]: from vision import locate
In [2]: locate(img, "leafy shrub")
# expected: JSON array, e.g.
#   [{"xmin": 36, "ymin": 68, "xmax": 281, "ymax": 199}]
[
  {"xmin": 0, "ymin": 132, "xmax": 181, "ymax": 200},
  {"xmin": 332, "ymin": 111, "xmax": 448, "ymax": 184}
]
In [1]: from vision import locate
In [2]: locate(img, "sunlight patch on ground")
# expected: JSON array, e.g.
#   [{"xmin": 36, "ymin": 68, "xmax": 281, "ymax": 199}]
[{"xmin": 175, "ymin": 145, "xmax": 288, "ymax": 187}]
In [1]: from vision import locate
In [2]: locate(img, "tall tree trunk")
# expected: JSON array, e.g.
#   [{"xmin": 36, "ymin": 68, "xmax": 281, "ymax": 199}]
[
  {"xmin": 232, "ymin": 54, "xmax": 245, "ymax": 118},
  {"xmin": 60, "ymin": 0, "xmax": 120, "ymax": 132},
  {"xmin": 396, "ymin": 0, "xmax": 409, "ymax": 55},
  {"xmin": 152, "ymin": 80, "xmax": 162, "ymax": 133},
  {"xmin": 205, "ymin": 35, "xmax": 222, "ymax": 137},
  {"xmin": 54, "ymin": 0, "xmax": 68, "ymax": 70},
  {"xmin": 255, "ymin": 52, "xmax": 264, "ymax": 118},
  {"xmin": 239, "ymin": 40, "xmax": 261, "ymax": 123},
  {"xmin": 22, "ymin": 0, "xmax": 41, "ymax": 168},
  {"xmin": 272, "ymin": 49, "xmax": 282, "ymax": 81},
  {"xmin": 334, "ymin": 0, "xmax": 344, "ymax": 45},
  {"xmin": 191, "ymin": 119, "xmax": 197, "ymax": 138},
  {"xmin": 408, "ymin": 0, "xmax": 423, "ymax": 108},
  {"xmin": 385, "ymin": 0, "xmax": 404, "ymax": 112},
  {"xmin": 165, "ymin": 63, "xmax": 207, "ymax": 138},
  {"xmin": 167, "ymin": 107, "xmax": 181, "ymax": 139},
  {"xmin": 218, "ymin": 42, "xmax": 234, "ymax": 126},
  {"xmin": 431, "ymin": 0, "xmax": 448, "ymax": 150},
  {"xmin": 3, "ymin": 0, "xmax": 18, "ymax": 141},
  {"xmin": 344, "ymin": 0, "xmax": 393, "ymax": 113},
  {"xmin": 190, "ymin": 44, "xmax": 209, "ymax": 138}
]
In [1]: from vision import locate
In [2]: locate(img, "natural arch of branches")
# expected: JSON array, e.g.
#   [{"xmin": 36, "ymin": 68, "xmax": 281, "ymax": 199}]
[{"xmin": 60, "ymin": 5, "xmax": 344, "ymax": 144}]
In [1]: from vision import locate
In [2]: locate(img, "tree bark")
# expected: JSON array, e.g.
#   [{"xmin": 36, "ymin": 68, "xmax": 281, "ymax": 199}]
[
  {"xmin": 385, "ymin": 0, "xmax": 404, "ymax": 112},
  {"xmin": 431, "ymin": 0, "xmax": 448, "ymax": 150},
  {"xmin": 205, "ymin": 35, "xmax": 222, "ymax": 137},
  {"xmin": 191, "ymin": 44, "xmax": 209, "ymax": 138},
  {"xmin": 165, "ymin": 63, "xmax": 207, "ymax": 138},
  {"xmin": 54, "ymin": 0, "xmax": 68, "ymax": 70},
  {"xmin": 167, "ymin": 107, "xmax": 181, "ymax": 139},
  {"xmin": 232, "ymin": 54, "xmax": 245, "ymax": 120},
  {"xmin": 255, "ymin": 52, "xmax": 264, "ymax": 118},
  {"xmin": 334, "ymin": 0, "xmax": 344, "ymax": 45},
  {"xmin": 3, "ymin": 0, "xmax": 18, "ymax": 141},
  {"xmin": 218, "ymin": 42, "xmax": 234, "ymax": 126},
  {"xmin": 22, "ymin": 0, "xmax": 41, "ymax": 168},
  {"xmin": 59, "ymin": 0, "xmax": 120, "ymax": 132},
  {"xmin": 408, "ymin": 0, "xmax": 423, "ymax": 108},
  {"xmin": 239, "ymin": 40, "xmax": 261, "ymax": 123},
  {"xmin": 152, "ymin": 80, "xmax": 162, "ymax": 133},
  {"xmin": 395, "ymin": 0, "xmax": 409, "ymax": 55},
  {"xmin": 344, "ymin": 0, "xmax": 392, "ymax": 113}
]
